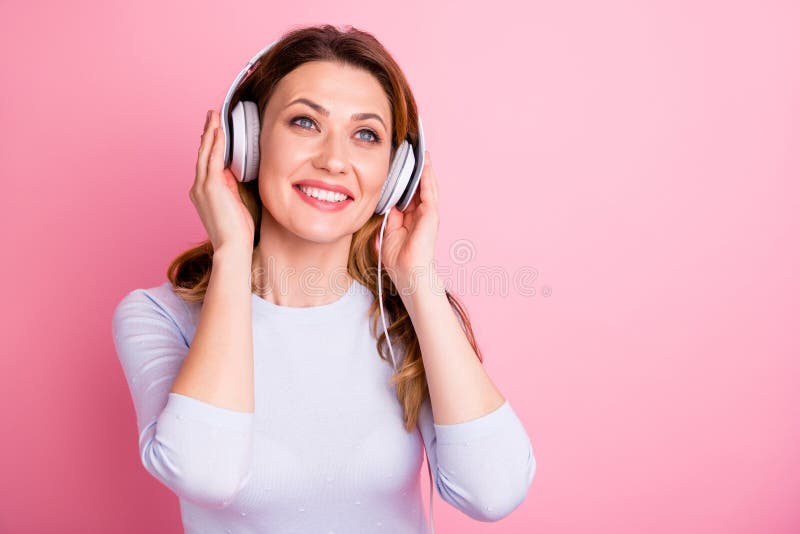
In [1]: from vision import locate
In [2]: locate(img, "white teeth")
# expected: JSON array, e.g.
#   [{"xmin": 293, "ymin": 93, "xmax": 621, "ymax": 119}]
[{"xmin": 298, "ymin": 185, "xmax": 349, "ymax": 203}]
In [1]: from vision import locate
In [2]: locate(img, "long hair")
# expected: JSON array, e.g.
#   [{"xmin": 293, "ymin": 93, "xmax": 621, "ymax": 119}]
[{"xmin": 167, "ymin": 24, "xmax": 483, "ymax": 432}]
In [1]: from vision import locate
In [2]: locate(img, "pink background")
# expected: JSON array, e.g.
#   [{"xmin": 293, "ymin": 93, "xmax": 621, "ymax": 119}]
[{"xmin": 2, "ymin": 0, "xmax": 798, "ymax": 532}]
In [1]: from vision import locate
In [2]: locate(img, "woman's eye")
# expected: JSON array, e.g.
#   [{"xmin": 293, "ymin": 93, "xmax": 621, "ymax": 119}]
[
  {"xmin": 291, "ymin": 116, "xmax": 317, "ymax": 130},
  {"xmin": 357, "ymin": 129, "xmax": 381, "ymax": 144}
]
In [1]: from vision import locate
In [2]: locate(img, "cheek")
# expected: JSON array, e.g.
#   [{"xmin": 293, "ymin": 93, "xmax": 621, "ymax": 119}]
[
  {"xmin": 260, "ymin": 133, "xmax": 294, "ymax": 172},
  {"xmin": 362, "ymin": 156, "xmax": 392, "ymax": 194},
  {"xmin": 256, "ymin": 171, "xmax": 289, "ymax": 218}
]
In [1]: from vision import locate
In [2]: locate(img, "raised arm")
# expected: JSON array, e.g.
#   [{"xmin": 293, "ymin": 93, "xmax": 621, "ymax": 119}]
[
  {"xmin": 172, "ymin": 108, "xmax": 257, "ymax": 412},
  {"xmin": 110, "ymin": 109, "xmax": 258, "ymax": 508}
]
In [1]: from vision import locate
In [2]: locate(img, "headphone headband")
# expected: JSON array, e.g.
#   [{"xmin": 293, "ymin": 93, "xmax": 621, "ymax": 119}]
[{"xmin": 221, "ymin": 40, "xmax": 280, "ymax": 168}]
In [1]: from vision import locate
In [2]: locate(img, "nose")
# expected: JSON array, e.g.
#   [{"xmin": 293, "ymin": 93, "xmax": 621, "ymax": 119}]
[{"xmin": 313, "ymin": 130, "xmax": 350, "ymax": 175}]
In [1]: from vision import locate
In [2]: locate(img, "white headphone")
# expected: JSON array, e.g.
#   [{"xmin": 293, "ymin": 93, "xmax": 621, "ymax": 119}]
[
  {"xmin": 220, "ymin": 40, "xmax": 425, "ymax": 215},
  {"xmin": 219, "ymin": 39, "xmax": 436, "ymax": 533}
]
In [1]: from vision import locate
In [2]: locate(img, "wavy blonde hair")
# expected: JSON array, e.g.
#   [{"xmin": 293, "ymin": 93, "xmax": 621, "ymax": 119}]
[{"xmin": 167, "ymin": 24, "xmax": 483, "ymax": 432}]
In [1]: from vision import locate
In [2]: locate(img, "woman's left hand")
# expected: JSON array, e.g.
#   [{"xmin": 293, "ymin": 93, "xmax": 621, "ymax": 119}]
[{"xmin": 376, "ymin": 150, "xmax": 439, "ymax": 295}]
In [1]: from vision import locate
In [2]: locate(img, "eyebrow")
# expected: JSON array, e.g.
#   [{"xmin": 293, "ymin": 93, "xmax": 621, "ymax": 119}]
[{"xmin": 286, "ymin": 97, "xmax": 388, "ymax": 132}]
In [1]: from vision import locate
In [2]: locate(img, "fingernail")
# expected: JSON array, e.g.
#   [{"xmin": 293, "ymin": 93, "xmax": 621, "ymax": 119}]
[{"xmin": 206, "ymin": 110, "xmax": 212, "ymax": 123}]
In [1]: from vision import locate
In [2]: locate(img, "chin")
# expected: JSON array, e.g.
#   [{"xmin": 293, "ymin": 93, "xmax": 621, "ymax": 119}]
[{"xmin": 289, "ymin": 219, "xmax": 355, "ymax": 244}]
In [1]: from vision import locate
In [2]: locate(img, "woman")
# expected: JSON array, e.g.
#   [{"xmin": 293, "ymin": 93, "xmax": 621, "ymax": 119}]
[{"xmin": 112, "ymin": 24, "xmax": 535, "ymax": 533}]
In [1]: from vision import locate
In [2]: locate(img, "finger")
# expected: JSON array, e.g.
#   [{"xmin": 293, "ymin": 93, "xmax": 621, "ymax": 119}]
[
  {"xmin": 195, "ymin": 109, "xmax": 215, "ymax": 186},
  {"xmin": 403, "ymin": 185, "xmax": 420, "ymax": 214},
  {"xmin": 207, "ymin": 124, "xmax": 226, "ymax": 184},
  {"xmin": 427, "ymin": 151, "xmax": 439, "ymax": 203},
  {"xmin": 419, "ymin": 152, "xmax": 435, "ymax": 205}
]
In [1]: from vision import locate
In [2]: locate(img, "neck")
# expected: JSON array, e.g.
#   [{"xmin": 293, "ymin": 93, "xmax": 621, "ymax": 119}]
[{"xmin": 250, "ymin": 209, "xmax": 354, "ymax": 307}]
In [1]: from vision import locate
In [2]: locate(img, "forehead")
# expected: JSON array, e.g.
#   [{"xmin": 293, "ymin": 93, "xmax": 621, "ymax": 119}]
[{"xmin": 270, "ymin": 60, "xmax": 391, "ymax": 121}]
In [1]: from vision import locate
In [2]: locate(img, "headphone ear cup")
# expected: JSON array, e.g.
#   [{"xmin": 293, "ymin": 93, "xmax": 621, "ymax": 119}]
[
  {"xmin": 395, "ymin": 118, "xmax": 425, "ymax": 211},
  {"xmin": 241, "ymin": 101, "xmax": 261, "ymax": 183},
  {"xmin": 230, "ymin": 100, "xmax": 261, "ymax": 182},
  {"xmin": 374, "ymin": 141, "xmax": 415, "ymax": 215}
]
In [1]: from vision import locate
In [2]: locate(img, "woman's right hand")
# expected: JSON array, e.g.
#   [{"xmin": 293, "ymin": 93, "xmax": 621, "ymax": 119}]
[{"xmin": 191, "ymin": 109, "xmax": 255, "ymax": 254}]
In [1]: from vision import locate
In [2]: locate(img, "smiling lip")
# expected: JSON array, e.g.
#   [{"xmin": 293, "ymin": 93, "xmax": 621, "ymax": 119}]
[
  {"xmin": 293, "ymin": 184, "xmax": 353, "ymax": 212},
  {"xmin": 292, "ymin": 179, "xmax": 355, "ymax": 199}
]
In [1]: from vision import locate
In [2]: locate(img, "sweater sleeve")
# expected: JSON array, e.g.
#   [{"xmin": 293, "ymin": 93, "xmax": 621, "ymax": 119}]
[
  {"xmin": 417, "ymin": 396, "xmax": 536, "ymax": 522},
  {"xmin": 111, "ymin": 287, "xmax": 254, "ymax": 508}
]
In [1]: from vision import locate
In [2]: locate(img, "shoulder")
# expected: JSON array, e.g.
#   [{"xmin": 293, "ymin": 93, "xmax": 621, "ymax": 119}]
[{"xmin": 111, "ymin": 281, "xmax": 200, "ymax": 345}]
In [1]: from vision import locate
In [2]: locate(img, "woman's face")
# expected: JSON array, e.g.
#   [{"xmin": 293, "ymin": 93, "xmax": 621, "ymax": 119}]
[{"xmin": 257, "ymin": 60, "xmax": 394, "ymax": 243}]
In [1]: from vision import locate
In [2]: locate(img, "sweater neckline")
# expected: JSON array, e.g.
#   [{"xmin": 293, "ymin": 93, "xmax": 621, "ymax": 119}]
[{"xmin": 250, "ymin": 278, "xmax": 368, "ymax": 322}]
